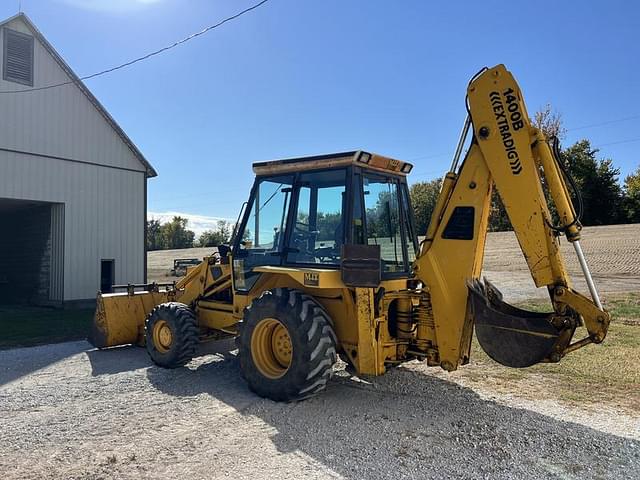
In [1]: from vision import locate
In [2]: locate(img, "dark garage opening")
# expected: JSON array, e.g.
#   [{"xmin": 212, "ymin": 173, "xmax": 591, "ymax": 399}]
[{"xmin": 0, "ymin": 198, "xmax": 61, "ymax": 305}]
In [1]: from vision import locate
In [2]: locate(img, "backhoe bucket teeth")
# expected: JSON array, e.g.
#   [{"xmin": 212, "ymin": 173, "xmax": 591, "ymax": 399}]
[{"xmin": 468, "ymin": 279, "xmax": 561, "ymax": 368}]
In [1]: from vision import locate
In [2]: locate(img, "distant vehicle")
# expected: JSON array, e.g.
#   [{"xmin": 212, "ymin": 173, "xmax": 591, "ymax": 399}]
[{"xmin": 169, "ymin": 258, "xmax": 200, "ymax": 277}]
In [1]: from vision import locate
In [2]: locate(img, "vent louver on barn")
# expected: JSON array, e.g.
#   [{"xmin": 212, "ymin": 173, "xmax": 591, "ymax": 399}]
[{"xmin": 3, "ymin": 28, "xmax": 34, "ymax": 86}]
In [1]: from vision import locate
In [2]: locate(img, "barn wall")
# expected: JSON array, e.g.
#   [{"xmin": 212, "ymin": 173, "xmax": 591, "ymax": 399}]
[
  {"xmin": 0, "ymin": 17, "xmax": 147, "ymax": 175},
  {"xmin": 0, "ymin": 149, "xmax": 145, "ymax": 301}
]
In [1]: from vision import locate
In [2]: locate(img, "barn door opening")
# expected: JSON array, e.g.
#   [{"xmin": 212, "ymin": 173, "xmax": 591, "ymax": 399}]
[
  {"xmin": 100, "ymin": 260, "xmax": 114, "ymax": 294},
  {"xmin": 0, "ymin": 198, "xmax": 56, "ymax": 305}
]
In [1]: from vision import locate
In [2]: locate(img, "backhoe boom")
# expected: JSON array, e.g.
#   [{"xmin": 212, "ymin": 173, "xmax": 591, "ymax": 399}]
[{"xmin": 415, "ymin": 64, "xmax": 610, "ymax": 370}]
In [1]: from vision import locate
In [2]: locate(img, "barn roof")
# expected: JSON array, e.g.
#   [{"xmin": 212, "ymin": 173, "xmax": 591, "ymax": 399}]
[{"xmin": 0, "ymin": 13, "xmax": 157, "ymax": 177}]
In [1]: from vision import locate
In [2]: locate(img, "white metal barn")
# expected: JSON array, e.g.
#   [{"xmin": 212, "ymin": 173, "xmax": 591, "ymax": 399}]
[{"xmin": 0, "ymin": 13, "xmax": 156, "ymax": 305}]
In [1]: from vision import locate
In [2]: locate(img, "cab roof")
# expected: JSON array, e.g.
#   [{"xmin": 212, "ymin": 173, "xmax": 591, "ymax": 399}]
[{"xmin": 252, "ymin": 150, "xmax": 414, "ymax": 177}]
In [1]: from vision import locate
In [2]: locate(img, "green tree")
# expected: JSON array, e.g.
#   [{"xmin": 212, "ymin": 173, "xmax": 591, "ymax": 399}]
[
  {"xmin": 409, "ymin": 178, "xmax": 442, "ymax": 235},
  {"xmin": 160, "ymin": 216, "xmax": 195, "ymax": 249},
  {"xmin": 315, "ymin": 212, "xmax": 342, "ymax": 241},
  {"xmin": 488, "ymin": 191, "xmax": 512, "ymax": 232},
  {"xmin": 198, "ymin": 220, "xmax": 232, "ymax": 247},
  {"xmin": 146, "ymin": 219, "xmax": 165, "ymax": 251},
  {"xmin": 623, "ymin": 165, "xmax": 640, "ymax": 223},
  {"xmin": 560, "ymin": 140, "xmax": 624, "ymax": 225}
]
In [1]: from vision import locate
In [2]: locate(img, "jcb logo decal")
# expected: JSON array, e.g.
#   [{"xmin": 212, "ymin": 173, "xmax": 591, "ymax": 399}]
[{"xmin": 304, "ymin": 272, "xmax": 319, "ymax": 287}]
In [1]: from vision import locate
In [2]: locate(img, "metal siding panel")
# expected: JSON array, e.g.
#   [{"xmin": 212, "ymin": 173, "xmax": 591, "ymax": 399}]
[
  {"xmin": 0, "ymin": 18, "xmax": 146, "ymax": 174},
  {"xmin": 49, "ymin": 202, "xmax": 64, "ymax": 301}
]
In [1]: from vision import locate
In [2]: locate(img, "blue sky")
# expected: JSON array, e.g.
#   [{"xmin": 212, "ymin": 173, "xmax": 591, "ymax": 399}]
[{"xmin": 3, "ymin": 0, "xmax": 639, "ymax": 229}]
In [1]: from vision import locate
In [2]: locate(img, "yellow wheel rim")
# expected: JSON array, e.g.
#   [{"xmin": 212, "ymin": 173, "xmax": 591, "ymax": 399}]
[
  {"xmin": 251, "ymin": 317, "xmax": 293, "ymax": 379},
  {"xmin": 152, "ymin": 319, "xmax": 173, "ymax": 353}
]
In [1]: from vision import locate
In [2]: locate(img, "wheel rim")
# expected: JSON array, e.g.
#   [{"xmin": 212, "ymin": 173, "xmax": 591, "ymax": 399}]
[
  {"xmin": 251, "ymin": 317, "xmax": 293, "ymax": 379},
  {"xmin": 152, "ymin": 319, "xmax": 173, "ymax": 353}
]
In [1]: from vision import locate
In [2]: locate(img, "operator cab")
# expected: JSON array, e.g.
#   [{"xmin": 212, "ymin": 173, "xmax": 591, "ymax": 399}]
[{"xmin": 232, "ymin": 151, "xmax": 418, "ymax": 292}]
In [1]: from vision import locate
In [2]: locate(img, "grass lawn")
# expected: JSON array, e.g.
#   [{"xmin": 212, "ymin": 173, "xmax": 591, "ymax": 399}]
[
  {"xmin": 0, "ymin": 305, "xmax": 93, "ymax": 349},
  {"xmin": 467, "ymin": 292, "xmax": 640, "ymax": 411}
]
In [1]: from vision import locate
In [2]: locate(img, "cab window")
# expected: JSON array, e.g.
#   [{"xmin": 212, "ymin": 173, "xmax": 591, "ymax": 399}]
[
  {"xmin": 287, "ymin": 169, "xmax": 346, "ymax": 265},
  {"xmin": 363, "ymin": 174, "xmax": 407, "ymax": 274}
]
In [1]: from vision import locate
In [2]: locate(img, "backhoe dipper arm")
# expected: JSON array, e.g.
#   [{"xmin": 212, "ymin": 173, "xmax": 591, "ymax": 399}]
[{"xmin": 414, "ymin": 65, "xmax": 610, "ymax": 371}]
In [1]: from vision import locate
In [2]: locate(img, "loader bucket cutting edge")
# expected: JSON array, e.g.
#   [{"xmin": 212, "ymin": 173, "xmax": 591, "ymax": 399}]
[
  {"xmin": 468, "ymin": 279, "xmax": 562, "ymax": 368},
  {"xmin": 88, "ymin": 295, "xmax": 109, "ymax": 348}
]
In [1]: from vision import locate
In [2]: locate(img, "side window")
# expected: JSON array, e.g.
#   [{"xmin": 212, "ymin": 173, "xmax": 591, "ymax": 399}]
[
  {"xmin": 363, "ymin": 175, "xmax": 404, "ymax": 273},
  {"xmin": 241, "ymin": 178, "xmax": 292, "ymax": 251},
  {"xmin": 400, "ymin": 184, "xmax": 418, "ymax": 265},
  {"xmin": 234, "ymin": 176, "xmax": 293, "ymax": 291},
  {"xmin": 351, "ymin": 172, "xmax": 364, "ymax": 245}
]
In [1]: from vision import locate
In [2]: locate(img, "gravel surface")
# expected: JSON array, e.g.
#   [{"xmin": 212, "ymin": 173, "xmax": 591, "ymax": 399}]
[{"xmin": 1, "ymin": 340, "xmax": 638, "ymax": 479}]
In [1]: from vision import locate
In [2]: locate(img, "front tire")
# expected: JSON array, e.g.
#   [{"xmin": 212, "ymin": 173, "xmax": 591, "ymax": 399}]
[
  {"xmin": 145, "ymin": 302, "xmax": 198, "ymax": 368},
  {"xmin": 237, "ymin": 288, "xmax": 337, "ymax": 401}
]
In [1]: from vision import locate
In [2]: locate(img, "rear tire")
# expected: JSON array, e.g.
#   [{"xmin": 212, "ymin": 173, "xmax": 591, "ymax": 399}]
[
  {"xmin": 145, "ymin": 302, "xmax": 198, "ymax": 368},
  {"xmin": 237, "ymin": 288, "xmax": 337, "ymax": 401}
]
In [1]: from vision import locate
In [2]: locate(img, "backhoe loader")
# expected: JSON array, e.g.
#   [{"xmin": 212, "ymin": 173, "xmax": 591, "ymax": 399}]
[{"xmin": 89, "ymin": 65, "xmax": 610, "ymax": 401}]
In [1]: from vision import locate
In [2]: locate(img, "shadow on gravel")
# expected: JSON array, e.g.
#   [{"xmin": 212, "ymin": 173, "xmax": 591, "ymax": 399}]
[
  {"xmin": 142, "ymin": 349, "xmax": 640, "ymax": 480},
  {"xmin": 86, "ymin": 339, "xmax": 237, "ymax": 377},
  {"xmin": 0, "ymin": 340, "xmax": 89, "ymax": 387},
  {"xmin": 86, "ymin": 345, "xmax": 152, "ymax": 376}
]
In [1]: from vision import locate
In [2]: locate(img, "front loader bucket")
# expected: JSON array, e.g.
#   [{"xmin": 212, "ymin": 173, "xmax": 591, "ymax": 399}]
[
  {"xmin": 468, "ymin": 279, "xmax": 562, "ymax": 368},
  {"xmin": 88, "ymin": 291, "xmax": 169, "ymax": 348}
]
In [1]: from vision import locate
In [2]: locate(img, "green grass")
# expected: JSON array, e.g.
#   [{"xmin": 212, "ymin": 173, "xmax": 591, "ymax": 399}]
[
  {"xmin": 468, "ymin": 292, "xmax": 640, "ymax": 410},
  {"xmin": 0, "ymin": 305, "xmax": 93, "ymax": 349}
]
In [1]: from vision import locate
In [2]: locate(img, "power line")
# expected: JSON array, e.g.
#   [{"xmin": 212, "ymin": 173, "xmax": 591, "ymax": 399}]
[
  {"xmin": 595, "ymin": 137, "xmax": 640, "ymax": 148},
  {"xmin": 0, "ymin": 0, "xmax": 271, "ymax": 94},
  {"xmin": 408, "ymin": 112, "xmax": 640, "ymax": 166},
  {"xmin": 407, "ymin": 151, "xmax": 452, "ymax": 161},
  {"xmin": 566, "ymin": 114, "xmax": 640, "ymax": 132}
]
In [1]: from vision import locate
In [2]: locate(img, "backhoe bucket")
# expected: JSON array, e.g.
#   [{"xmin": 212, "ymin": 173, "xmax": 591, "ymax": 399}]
[{"xmin": 468, "ymin": 279, "xmax": 562, "ymax": 368}]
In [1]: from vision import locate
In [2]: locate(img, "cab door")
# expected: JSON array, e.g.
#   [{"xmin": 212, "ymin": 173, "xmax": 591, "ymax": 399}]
[{"xmin": 232, "ymin": 174, "xmax": 294, "ymax": 292}]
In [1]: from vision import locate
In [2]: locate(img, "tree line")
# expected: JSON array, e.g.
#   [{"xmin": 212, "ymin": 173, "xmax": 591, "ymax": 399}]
[
  {"xmin": 409, "ymin": 106, "xmax": 640, "ymax": 234},
  {"xmin": 147, "ymin": 217, "xmax": 233, "ymax": 251}
]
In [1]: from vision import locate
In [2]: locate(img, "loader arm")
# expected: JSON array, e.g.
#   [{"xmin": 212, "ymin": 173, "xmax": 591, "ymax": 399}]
[
  {"xmin": 414, "ymin": 65, "xmax": 610, "ymax": 370},
  {"xmin": 89, "ymin": 256, "xmax": 233, "ymax": 348}
]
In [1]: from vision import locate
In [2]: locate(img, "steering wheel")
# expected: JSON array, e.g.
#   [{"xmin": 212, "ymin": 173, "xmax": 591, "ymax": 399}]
[{"xmin": 291, "ymin": 224, "xmax": 315, "ymax": 257}]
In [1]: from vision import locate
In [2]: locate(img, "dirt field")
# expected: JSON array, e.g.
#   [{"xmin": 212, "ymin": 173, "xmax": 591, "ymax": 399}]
[
  {"xmin": 1, "ymin": 224, "xmax": 639, "ymax": 479},
  {"xmin": 483, "ymin": 224, "xmax": 640, "ymax": 301},
  {"xmin": 149, "ymin": 224, "xmax": 640, "ymax": 301},
  {"xmin": 148, "ymin": 247, "xmax": 215, "ymax": 284}
]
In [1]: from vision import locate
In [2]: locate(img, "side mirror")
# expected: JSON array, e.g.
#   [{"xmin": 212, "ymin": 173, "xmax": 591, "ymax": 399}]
[{"xmin": 340, "ymin": 244, "xmax": 381, "ymax": 288}]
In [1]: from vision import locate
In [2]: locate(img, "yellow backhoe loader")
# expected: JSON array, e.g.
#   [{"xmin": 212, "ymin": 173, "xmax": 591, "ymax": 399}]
[{"xmin": 89, "ymin": 65, "xmax": 610, "ymax": 401}]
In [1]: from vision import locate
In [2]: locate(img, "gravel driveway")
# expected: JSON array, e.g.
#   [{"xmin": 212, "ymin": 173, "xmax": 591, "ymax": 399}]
[{"xmin": 1, "ymin": 340, "xmax": 638, "ymax": 479}]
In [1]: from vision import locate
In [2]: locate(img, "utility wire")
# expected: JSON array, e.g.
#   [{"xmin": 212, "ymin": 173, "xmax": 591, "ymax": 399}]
[
  {"xmin": 566, "ymin": 114, "xmax": 640, "ymax": 132},
  {"xmin": 0, "ymin": 0, "xmax": 271, "ymax": 94},
  {"xmin": 407, "ymin": 112, "xmax": 640, "ymax": 171},
  {"xmin": 594, "ymin": 137, "xmax": 640, "ymax": 148}
]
